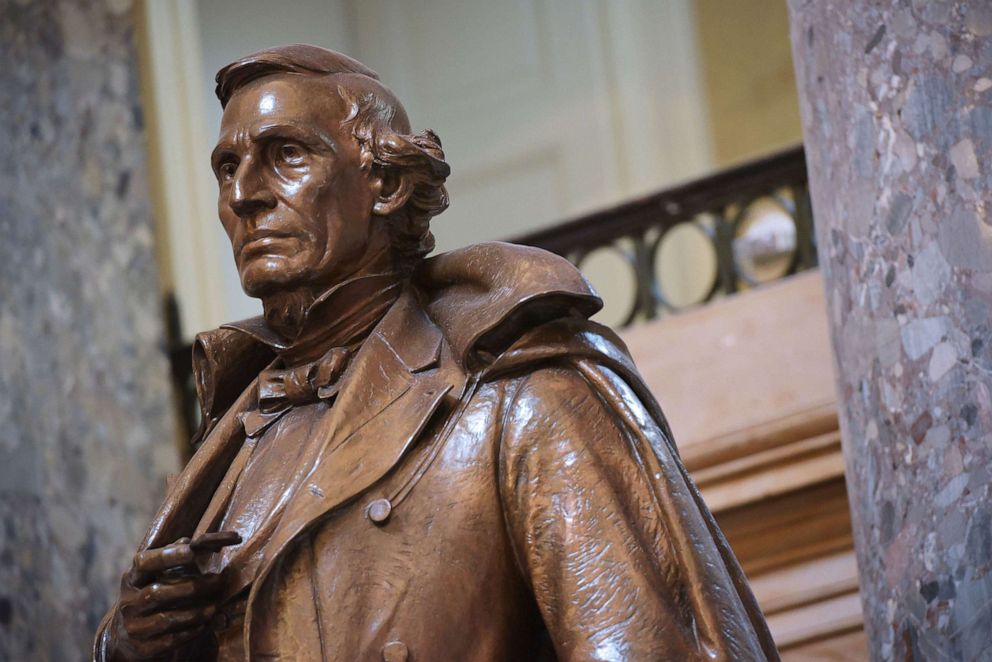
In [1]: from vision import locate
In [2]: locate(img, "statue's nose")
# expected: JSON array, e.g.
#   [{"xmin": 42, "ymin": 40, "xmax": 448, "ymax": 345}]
[
  {"xmin": 230, "ymin": 165, "xmax": 277, "ymax": 219},
  {"xmin": 231, "ymin": 194, "xmax": 276, "ymax": 219}
]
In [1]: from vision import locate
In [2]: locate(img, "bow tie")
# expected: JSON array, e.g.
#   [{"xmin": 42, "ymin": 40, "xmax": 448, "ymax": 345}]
[{"xmin": 240, "ymin": 346, "xmax": 353, "ymax": 438}]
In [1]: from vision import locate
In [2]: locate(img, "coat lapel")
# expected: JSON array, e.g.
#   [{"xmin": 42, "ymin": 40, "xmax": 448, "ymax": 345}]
[
  {"xmin": 247, "ymin": 289, "xmax": 464, "ymax": 617},
  {"xmin": 141, "ymin": 377, "xmax": 260, "ymax": 550}
]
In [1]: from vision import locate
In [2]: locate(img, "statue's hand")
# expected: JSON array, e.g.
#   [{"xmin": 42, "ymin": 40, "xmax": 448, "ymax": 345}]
[{"xmin": 106, "ymin": 532, "xmax": 240, "ymax": 661}]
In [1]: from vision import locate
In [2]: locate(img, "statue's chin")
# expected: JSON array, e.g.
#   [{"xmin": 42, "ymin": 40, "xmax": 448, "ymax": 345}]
[{"xmin": 239, "ymin": 260, "xmax": 308, "ymax": 299}]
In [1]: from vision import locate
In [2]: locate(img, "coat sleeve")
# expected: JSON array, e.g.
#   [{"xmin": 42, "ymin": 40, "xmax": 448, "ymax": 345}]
[{"xmin": 497, "ymin": 364, "xmax": 778, "ymax": 662}]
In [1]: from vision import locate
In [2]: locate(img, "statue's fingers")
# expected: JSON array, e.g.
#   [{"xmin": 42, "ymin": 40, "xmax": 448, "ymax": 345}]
[
  {"xmin": 125, "ymin": 605, "xmax": 217, "ymax": 639},
  {"xmin": 189, "ymin": 530, "xmax": 242, "ymax": 554},
  {"xmin": 124, "ymin": 626, "xmax": 206, "ymax": 659},
  {"xmin": 130, "ymin": 540, "xmax": 196, "ymax": 585},
  {"xmin": 136, "ymin": 542, "xmax": 195, "ymax": 573},
  {"xmin": 155, "ymin": 626, "xmax": 208, "ymax": 651},
  {"xmin": 138, "ymin": 574, "xmax": 224, "ymax": 612}
]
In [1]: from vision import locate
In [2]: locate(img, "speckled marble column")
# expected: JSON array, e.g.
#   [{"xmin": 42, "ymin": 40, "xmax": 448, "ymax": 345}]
[
  {"xmin": 788, "ymin": 2, "xmax": 992, "ymax": 659},
  {"xmin": 0, "ymin": 1, "xmax": 178, "ymax": 659}
]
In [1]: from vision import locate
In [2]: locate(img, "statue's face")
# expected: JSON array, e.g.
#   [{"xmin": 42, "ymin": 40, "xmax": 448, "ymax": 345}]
[{"xmin": 212, "ymin": 75, "xmax": 380, "ymax": 298}]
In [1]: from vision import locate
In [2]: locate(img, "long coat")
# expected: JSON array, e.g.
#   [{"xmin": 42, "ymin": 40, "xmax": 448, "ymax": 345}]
[{"xmin": 94, "ymin": 243, "xmax": 777, "ymax": 661}]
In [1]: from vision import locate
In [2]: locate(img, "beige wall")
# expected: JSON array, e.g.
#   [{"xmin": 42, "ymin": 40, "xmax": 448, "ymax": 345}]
[{"xmin": 695, "ymin": 0, "xmax": 803, "ymax": 166}]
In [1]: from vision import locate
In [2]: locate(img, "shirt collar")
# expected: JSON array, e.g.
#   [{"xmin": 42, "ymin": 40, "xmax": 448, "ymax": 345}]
[{"xmin": 223, "ymin": 272, "xmax": 404, "ymax": 367}]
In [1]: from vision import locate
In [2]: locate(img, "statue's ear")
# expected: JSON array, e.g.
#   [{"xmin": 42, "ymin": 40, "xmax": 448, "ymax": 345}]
[{"xmin": 372, "ymin": 168, "xmax": 414, "ymax": 217}]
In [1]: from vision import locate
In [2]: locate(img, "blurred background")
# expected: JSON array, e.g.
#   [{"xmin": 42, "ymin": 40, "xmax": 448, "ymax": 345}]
[{"xmin": 0, "ymin": 0, "xmax": 851, "ymax": 659}]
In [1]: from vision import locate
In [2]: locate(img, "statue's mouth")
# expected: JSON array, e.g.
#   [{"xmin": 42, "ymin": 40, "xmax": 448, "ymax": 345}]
[
  {"xmin": 241, "ymin": 235, "xmax": 297, "ymax": 261},
  {"xmin": 241, "ymin": 228, "xmax": 296, "ymax": 255}
]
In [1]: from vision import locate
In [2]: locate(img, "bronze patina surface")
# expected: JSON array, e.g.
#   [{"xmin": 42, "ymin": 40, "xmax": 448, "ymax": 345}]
[{"xmin": 95, "ymin": 45, "xmax": 777, "ymax": 661}]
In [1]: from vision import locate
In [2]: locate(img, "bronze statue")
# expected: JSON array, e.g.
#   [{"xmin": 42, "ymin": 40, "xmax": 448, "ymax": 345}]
[{"xmin": 93, "ymin": 45, "xmax": 777, "ymax": 661}]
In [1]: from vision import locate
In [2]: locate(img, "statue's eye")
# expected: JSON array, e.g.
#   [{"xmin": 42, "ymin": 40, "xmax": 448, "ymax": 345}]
[
  {"xmin": 218, "ymin": 160, "xmax": 238, "ymax": 180},
  {"xmin": 276, "ymin": 142, "xmax": 306, "ymax": 166}
]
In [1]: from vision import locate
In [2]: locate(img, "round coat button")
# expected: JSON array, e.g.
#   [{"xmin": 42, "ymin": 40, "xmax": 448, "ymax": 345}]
[
  {"xmin": 381, "ymin": 640, "xmax": 408, "ymax": 662},
  {"xmin": 367, "ymin": 498, "xmax": 392, "ymax": 524}
]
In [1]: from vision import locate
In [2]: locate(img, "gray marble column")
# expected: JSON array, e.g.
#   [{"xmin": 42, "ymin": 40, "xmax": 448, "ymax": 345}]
[
  {"xmin": 0, "ymin": 1, "xmax": 178, "ymax": 658},
  {"xmin": 789, "ymin": 1, "xmax": 992, "ymax": 659}
]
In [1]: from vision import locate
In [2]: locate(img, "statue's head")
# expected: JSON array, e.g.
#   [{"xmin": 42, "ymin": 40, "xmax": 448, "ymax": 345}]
[{"xmin": 211, "ymin": 45, "xmax": 450, "ymax": 301}]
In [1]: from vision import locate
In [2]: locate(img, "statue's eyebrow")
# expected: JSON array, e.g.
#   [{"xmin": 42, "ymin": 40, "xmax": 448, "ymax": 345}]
[
  {"xmin": 210, "ymin": 142, "xmax": 236, "ymax": 170},
  {"xmin": 251, "ymin": 122, "xmax": 338, "ymax": 153}
]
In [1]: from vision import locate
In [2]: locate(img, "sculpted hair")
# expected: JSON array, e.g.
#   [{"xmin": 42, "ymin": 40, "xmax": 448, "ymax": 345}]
[{"xmin": 215, "ymin": 45, "xmax": 450, "ymax": 268}]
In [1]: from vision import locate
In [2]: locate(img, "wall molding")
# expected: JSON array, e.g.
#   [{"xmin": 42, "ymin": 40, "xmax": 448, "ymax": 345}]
[{"xmin": 136, "ymin": 0, "xmax": 227, "ymax": 338}]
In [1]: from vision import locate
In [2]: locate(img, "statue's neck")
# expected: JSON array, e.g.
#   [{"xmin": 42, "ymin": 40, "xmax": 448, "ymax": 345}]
[
  {"xmin": 261, "ymin": 288, "xmax": 316, "ymax": 340},
  {"xmin": 260, "ymin": 239, "xmax": 398, "ymax": 343}
]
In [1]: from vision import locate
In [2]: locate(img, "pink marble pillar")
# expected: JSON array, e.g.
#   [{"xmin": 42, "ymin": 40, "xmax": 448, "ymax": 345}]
[{"xmin": 788, "ymin": 1, "xmax": 992, "ymax": 658}]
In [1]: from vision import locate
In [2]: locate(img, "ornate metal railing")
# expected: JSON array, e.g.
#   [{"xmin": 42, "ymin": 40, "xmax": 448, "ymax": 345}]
[{"xmin": 509, "ymin": 145, "xmax": 815, "ymax": 327}]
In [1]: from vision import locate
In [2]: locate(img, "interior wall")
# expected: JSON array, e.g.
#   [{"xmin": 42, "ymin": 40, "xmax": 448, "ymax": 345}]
[
  {"xmin": 0, "ymin": 2, "xmax": 178, "ymax": 658},
  {"xmin": 694, "ymin": 0, "xmax": 803, "ymax": 166}
]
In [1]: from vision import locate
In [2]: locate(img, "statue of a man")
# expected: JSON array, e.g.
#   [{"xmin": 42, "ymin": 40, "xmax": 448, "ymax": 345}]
[{"xmin": 94, "ymin": 45, "xmax": 777, "ymax": 661}]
